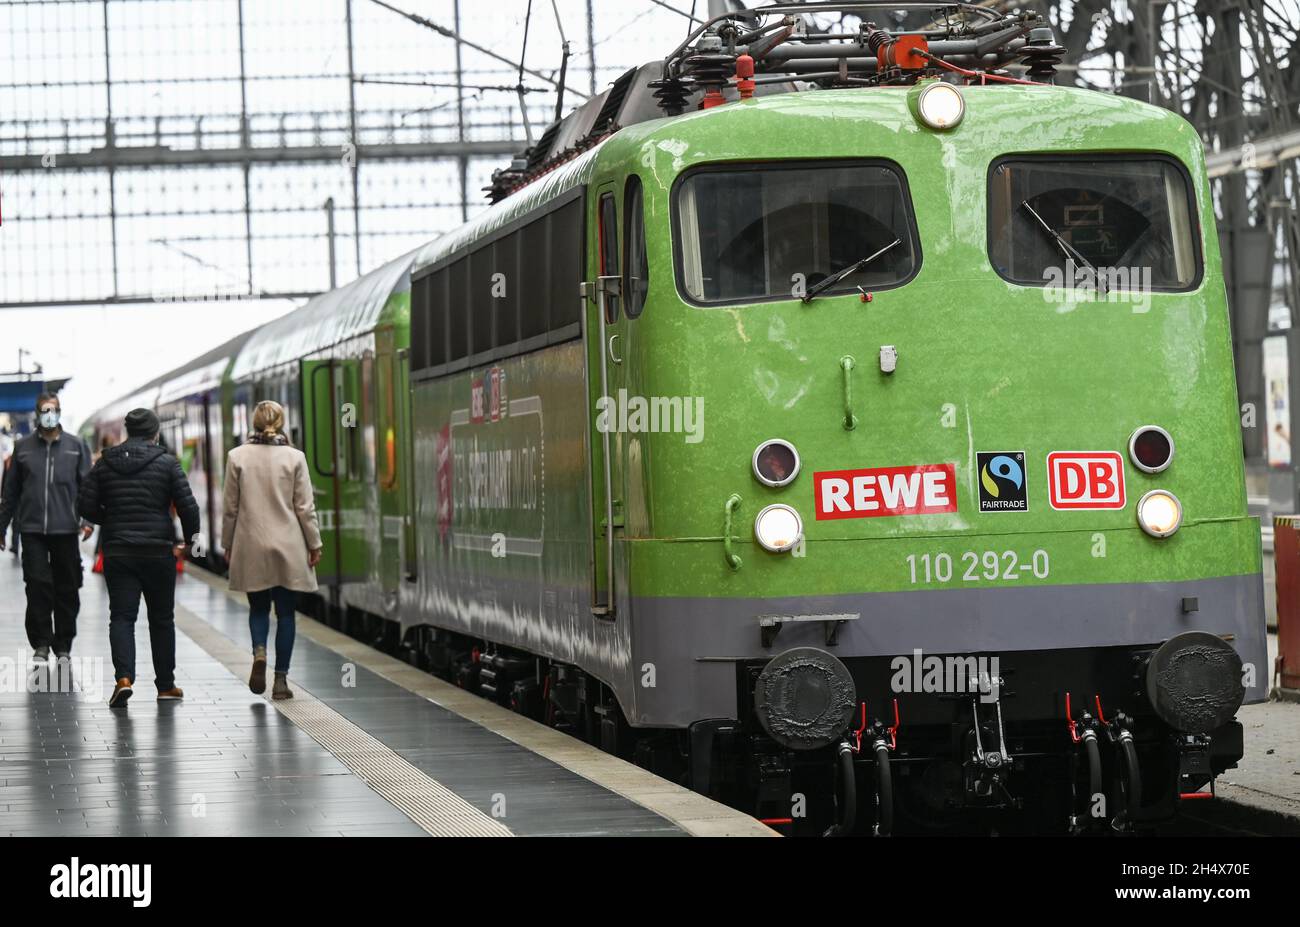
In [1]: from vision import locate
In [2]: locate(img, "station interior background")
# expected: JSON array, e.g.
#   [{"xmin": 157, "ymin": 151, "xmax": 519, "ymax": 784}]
[{"xmin": 1, "ymin": 0, "xmax": 1297, "ymax": 618}]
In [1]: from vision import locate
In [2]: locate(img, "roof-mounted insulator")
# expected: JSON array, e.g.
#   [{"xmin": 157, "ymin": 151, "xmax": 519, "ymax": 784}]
[
  {"xmin": 700, "ymin": 81, "xmax": 727, "ymax": 109},
  {"xmin": 735, "ymin": 54, "xmax": 755, "ymax": 100},
  {"xmin": 650, "ymin": 75, "xmax": 690, "ymax": 115},
  {"xmin": 686, "ymin": 33, "xmax": 734, "ymax": 110},
  {"xmin": 1021, "ymin": 27, "xmax": 1064, "ymax": 82},
  {"xmin": 861, "ymin": 22, "xmax": 895, "ymax": 56}
]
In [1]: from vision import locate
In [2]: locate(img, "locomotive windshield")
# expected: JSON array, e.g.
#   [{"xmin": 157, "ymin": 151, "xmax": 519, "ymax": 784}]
[
  {"xmin": 674, "ymin": 161, "xmax": 919, "ymax": 304},
  {"xmin": 988, "ymin": 157, "xmax": 1199, "ymax": 290}
]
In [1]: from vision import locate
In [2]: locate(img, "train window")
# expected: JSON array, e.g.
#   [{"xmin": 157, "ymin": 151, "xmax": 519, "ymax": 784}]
[
  {"xmin": 361, "ymin": 353, "xmax": 376, "ymax": 481},
  {"xmin": 520, "ymin": 216, "xmax": 550, "ymax": 340},
  {"xmin": 471, "ymin": 248, "xmax": 495, "ymax": 357},
  {"xmin": 287, "ymin": 376, "xmax": 301, "ymax": 447},
  {"xmin": 232, "ymin": 399, "xmax": 248, "ymax": 447},
  {"xmin": 549, "ymin": 198, "xmax": 583, "ymax": 334},
  {"xmin": 674, "ymin": 161, "xmax": 919, "ymax": 305},
  {"xmin": 624, "ymin": 176, "xmax": 649, "ymax": 319},
  {"xmin": 410, "ymin": 275, "xmax": 429, "ymax": 371},
  {"xmin": 411, "ymin": 271, "xmax": 447, "ymax": 372},
  {"xmin": 448, "ymin": 258, "xmax": 470, "ymax": 364},
  {"xmin": 343, "ymin": 363, "xmax": 361, "ymax": 481},
  {"xmin": 428, "ymin": 270, "xmax": 448, "ymax": 369},
  {"xmin": 988, "ymin": 156, "xmax": 1200, "ymax": 290},
  {"xmin": 492, "ymin": 236, "xmax": 520, "ymax": 351},
  {"xmin": 599, "ymin": 192, "xmax": 620, "ymax": 322}
]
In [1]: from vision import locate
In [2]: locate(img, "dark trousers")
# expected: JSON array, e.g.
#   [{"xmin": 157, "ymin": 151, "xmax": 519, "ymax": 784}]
[
  {"xmin": 104, "ymin": 552, "xmax": 177, "ymax": 691},
  {"xmin": 20, "ymin": 533, "xmax": 82, "ymax": 653}
]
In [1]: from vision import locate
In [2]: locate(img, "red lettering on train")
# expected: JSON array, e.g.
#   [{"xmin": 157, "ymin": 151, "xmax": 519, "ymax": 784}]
[
  {"xmin": 813, "ymin": 464, "xmax": 957, "ymax": 520},
  {"xmin": 1047, "ymin": 452, "xmax": 1125, "ymax": 509}
]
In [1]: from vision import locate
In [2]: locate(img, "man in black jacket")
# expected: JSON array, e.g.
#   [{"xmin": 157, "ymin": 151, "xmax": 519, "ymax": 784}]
[
  {"xmin": 0, "ymin": 392, "xmax": 94, "ymax": 663},
  {"xmin": 78, "ymin": 409, "xmax": 201, "ymax": 708}
]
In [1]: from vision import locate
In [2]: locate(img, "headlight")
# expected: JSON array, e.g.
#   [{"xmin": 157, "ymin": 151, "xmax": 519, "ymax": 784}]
[
  {"xmin": 917, "ymin": 82, "xmax": 965, "ymax": 130},
  {"xmin": 1136, "ymin": 489, "xmax": 1182, "ymax": 538},
  {"xmin": 752, "ymin": 439, "xmax": 800, "ymax": 487},
  {"xmin": 1129, "ymin": 425, "xmax": 1174, "ymax": 473},
  {"xmin": 754, "ymin": 503, "xmax": 802, "ymax": 553}
]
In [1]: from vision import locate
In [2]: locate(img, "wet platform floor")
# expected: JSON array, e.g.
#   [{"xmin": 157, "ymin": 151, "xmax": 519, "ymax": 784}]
[{"xmin": 0, "ymin": 548, "xmax": 771, "ymax": 837}]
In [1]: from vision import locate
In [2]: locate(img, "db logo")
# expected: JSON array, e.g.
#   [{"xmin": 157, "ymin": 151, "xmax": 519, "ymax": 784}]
[{"xmin": 1047, "ymin": 452, "xmax": 1125, "ymax": 510}]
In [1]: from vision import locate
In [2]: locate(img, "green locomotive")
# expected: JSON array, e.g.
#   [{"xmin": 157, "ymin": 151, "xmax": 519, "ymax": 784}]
[{"xmin": 87, "ymin": 3, "xmax": 1266, "ymax": 835}]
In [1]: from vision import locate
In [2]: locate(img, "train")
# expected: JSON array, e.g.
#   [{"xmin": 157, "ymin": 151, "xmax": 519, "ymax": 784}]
[{"xmin": 84, "ymin": 2, "xmax": 1268, "ymax": 835}]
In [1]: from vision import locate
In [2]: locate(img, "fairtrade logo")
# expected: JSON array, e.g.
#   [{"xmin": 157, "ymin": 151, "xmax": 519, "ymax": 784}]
[{"xmin": 977, "ymin": 451, "xmax": 1027, "ymax": 512}]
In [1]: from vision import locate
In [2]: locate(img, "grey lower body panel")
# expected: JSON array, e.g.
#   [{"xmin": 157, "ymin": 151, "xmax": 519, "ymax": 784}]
[{"xmin": 626, "ymin": 572, "xmax": 1269, "ymax": 728}]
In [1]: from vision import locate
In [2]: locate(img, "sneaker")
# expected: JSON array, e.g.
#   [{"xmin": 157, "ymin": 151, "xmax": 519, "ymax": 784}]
[
  {"xmin": 54, "ymin": 651, "xmax": 69, "ymax": 661},
  {"xmin": 32, "ymin": 646, "xmax": 50, "ymax": 663},
  {"xmin": 271, "ymin": 673, "xmax": 293, "ymax": 701},
  {"xmin": 249, "ymin": 646, "xmax": 267, "ymax": 695},
  {"xmin": 157, "ymin": 687, "xmax": 184, "ymax": 701},
  {"xmin": 108, "ymin": 678, "xmax": 133, "ymax": 708},
  {"xmin": 53, "ymin": 656, "xmax": 74, "ymax": 692}
]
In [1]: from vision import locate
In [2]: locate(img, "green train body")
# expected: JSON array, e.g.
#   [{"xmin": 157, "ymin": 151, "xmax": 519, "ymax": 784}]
[{"xmin": 86, "ymin": 46, "xmax": 1267, "ymax": 833}]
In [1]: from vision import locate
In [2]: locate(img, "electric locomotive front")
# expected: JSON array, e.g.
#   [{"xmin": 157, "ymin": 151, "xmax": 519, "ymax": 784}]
[{"xmin": 604, "ymin": 80, "xmax": 1265, "ymax": 832}]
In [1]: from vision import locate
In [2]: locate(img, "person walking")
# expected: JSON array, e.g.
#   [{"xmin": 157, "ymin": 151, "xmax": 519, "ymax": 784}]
[
  {"xmin": 221, "ymin": 400, "xmax": 322, "ymax": 700},
  {"xmin": 0, "ymin": 393, "xmax": 93, "ymax": 663},
  {"xmin": 78, "ymin": 408, "xmax": 201, "ymax": 707}
]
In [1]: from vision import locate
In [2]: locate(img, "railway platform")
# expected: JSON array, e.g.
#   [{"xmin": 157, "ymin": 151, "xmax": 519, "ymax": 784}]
[{"xmin": 0, "ymin": 547, "xmax": 775, "ymax": 838}]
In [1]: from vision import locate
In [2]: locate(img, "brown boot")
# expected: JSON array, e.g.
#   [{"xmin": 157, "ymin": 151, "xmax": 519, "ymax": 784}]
[
  {"xmin": 157, "ymin": 686, "xmax": 184, "ymax": 701},
  {"xmin": 272, "ymin": 672, "xmax": 293, "ymax": 701},
  {"xmin": 108, "ymin": 677, "xmax": 133, "ymax": 708},
  {"xmin": 249, "ymin": 646, "xmax": 267, "ymax": 694}
]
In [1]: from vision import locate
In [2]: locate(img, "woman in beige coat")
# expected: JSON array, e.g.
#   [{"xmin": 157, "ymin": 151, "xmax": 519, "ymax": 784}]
[{"xmin": 221, "ymin": 400, "xmax": 322, "ymax": 699}]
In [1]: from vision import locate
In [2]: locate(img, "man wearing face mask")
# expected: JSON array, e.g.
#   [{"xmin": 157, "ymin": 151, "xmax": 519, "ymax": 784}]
[
  {"xmin": 78, "ymin": 408, "xmax": 201, "ymax": 706},
  {"xmin": 0, "ymin": 393, "xmax": 94, "ymax": 664}
]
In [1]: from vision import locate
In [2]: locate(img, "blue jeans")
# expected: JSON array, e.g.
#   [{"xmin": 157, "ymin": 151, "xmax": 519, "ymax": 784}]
[{"xmin": 248, "ymin": 586, "xmax": 297, "ymax": 673}]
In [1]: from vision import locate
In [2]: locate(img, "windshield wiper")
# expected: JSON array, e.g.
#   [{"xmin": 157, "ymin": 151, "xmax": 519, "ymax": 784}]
[
  {"xmin": 1019, "ymin": 200, "xmax": 1107, "ymax": 294},
  {"xmin": 801, "ymin": 238, "xmax": 902, "ymax": 303}
]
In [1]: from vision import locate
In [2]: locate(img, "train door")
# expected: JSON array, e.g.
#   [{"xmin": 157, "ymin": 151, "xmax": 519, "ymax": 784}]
[
  {"xmin": 589, "ymin": 183, "xmax": 629, "ymax": 616},
  {"xmin": 375, "ymin": 336, "xmax": 406, "ymax": 594},
  {"xmin": 302, "ymin": 358, "xmax": 342, "ymax": 586},
  {"xmin": 201, "ymin": 394, "xmax": 220, "ymax": 566},
  {"xmin": 397, "ymin": 347, "xmax": 416, "ymax": 582},
  {"xmin": 332, "ymin": 355, "xmax": 366, "ymax": 584}
]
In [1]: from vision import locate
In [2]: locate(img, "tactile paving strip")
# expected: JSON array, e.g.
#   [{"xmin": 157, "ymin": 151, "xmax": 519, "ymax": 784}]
[
  {"xmin": 173, "ymin": 604, "xmax": 511, "ymax": 837},
  {"xmin": 273, "ymin": 698, "xmax": 512, "ymax": 837}
]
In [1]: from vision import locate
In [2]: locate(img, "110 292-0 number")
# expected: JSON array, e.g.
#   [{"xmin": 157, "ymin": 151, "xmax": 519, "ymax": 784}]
[{"xmin": 906, "ymin": 549, "xmax": 1050, "ymax": 585}]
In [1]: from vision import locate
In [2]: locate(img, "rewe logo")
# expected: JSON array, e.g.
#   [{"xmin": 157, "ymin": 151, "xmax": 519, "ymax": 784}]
[
  {"xmin": 814, "ymin": 463, "xmax": 957, "ymax": 520},
  {"xmin": 49, "ymin": 857, "xmax": 151, "ymax": 907},
  {"xmin": 1047, "ymin": 451, "xmax": 1125, "ymax": 510}
]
